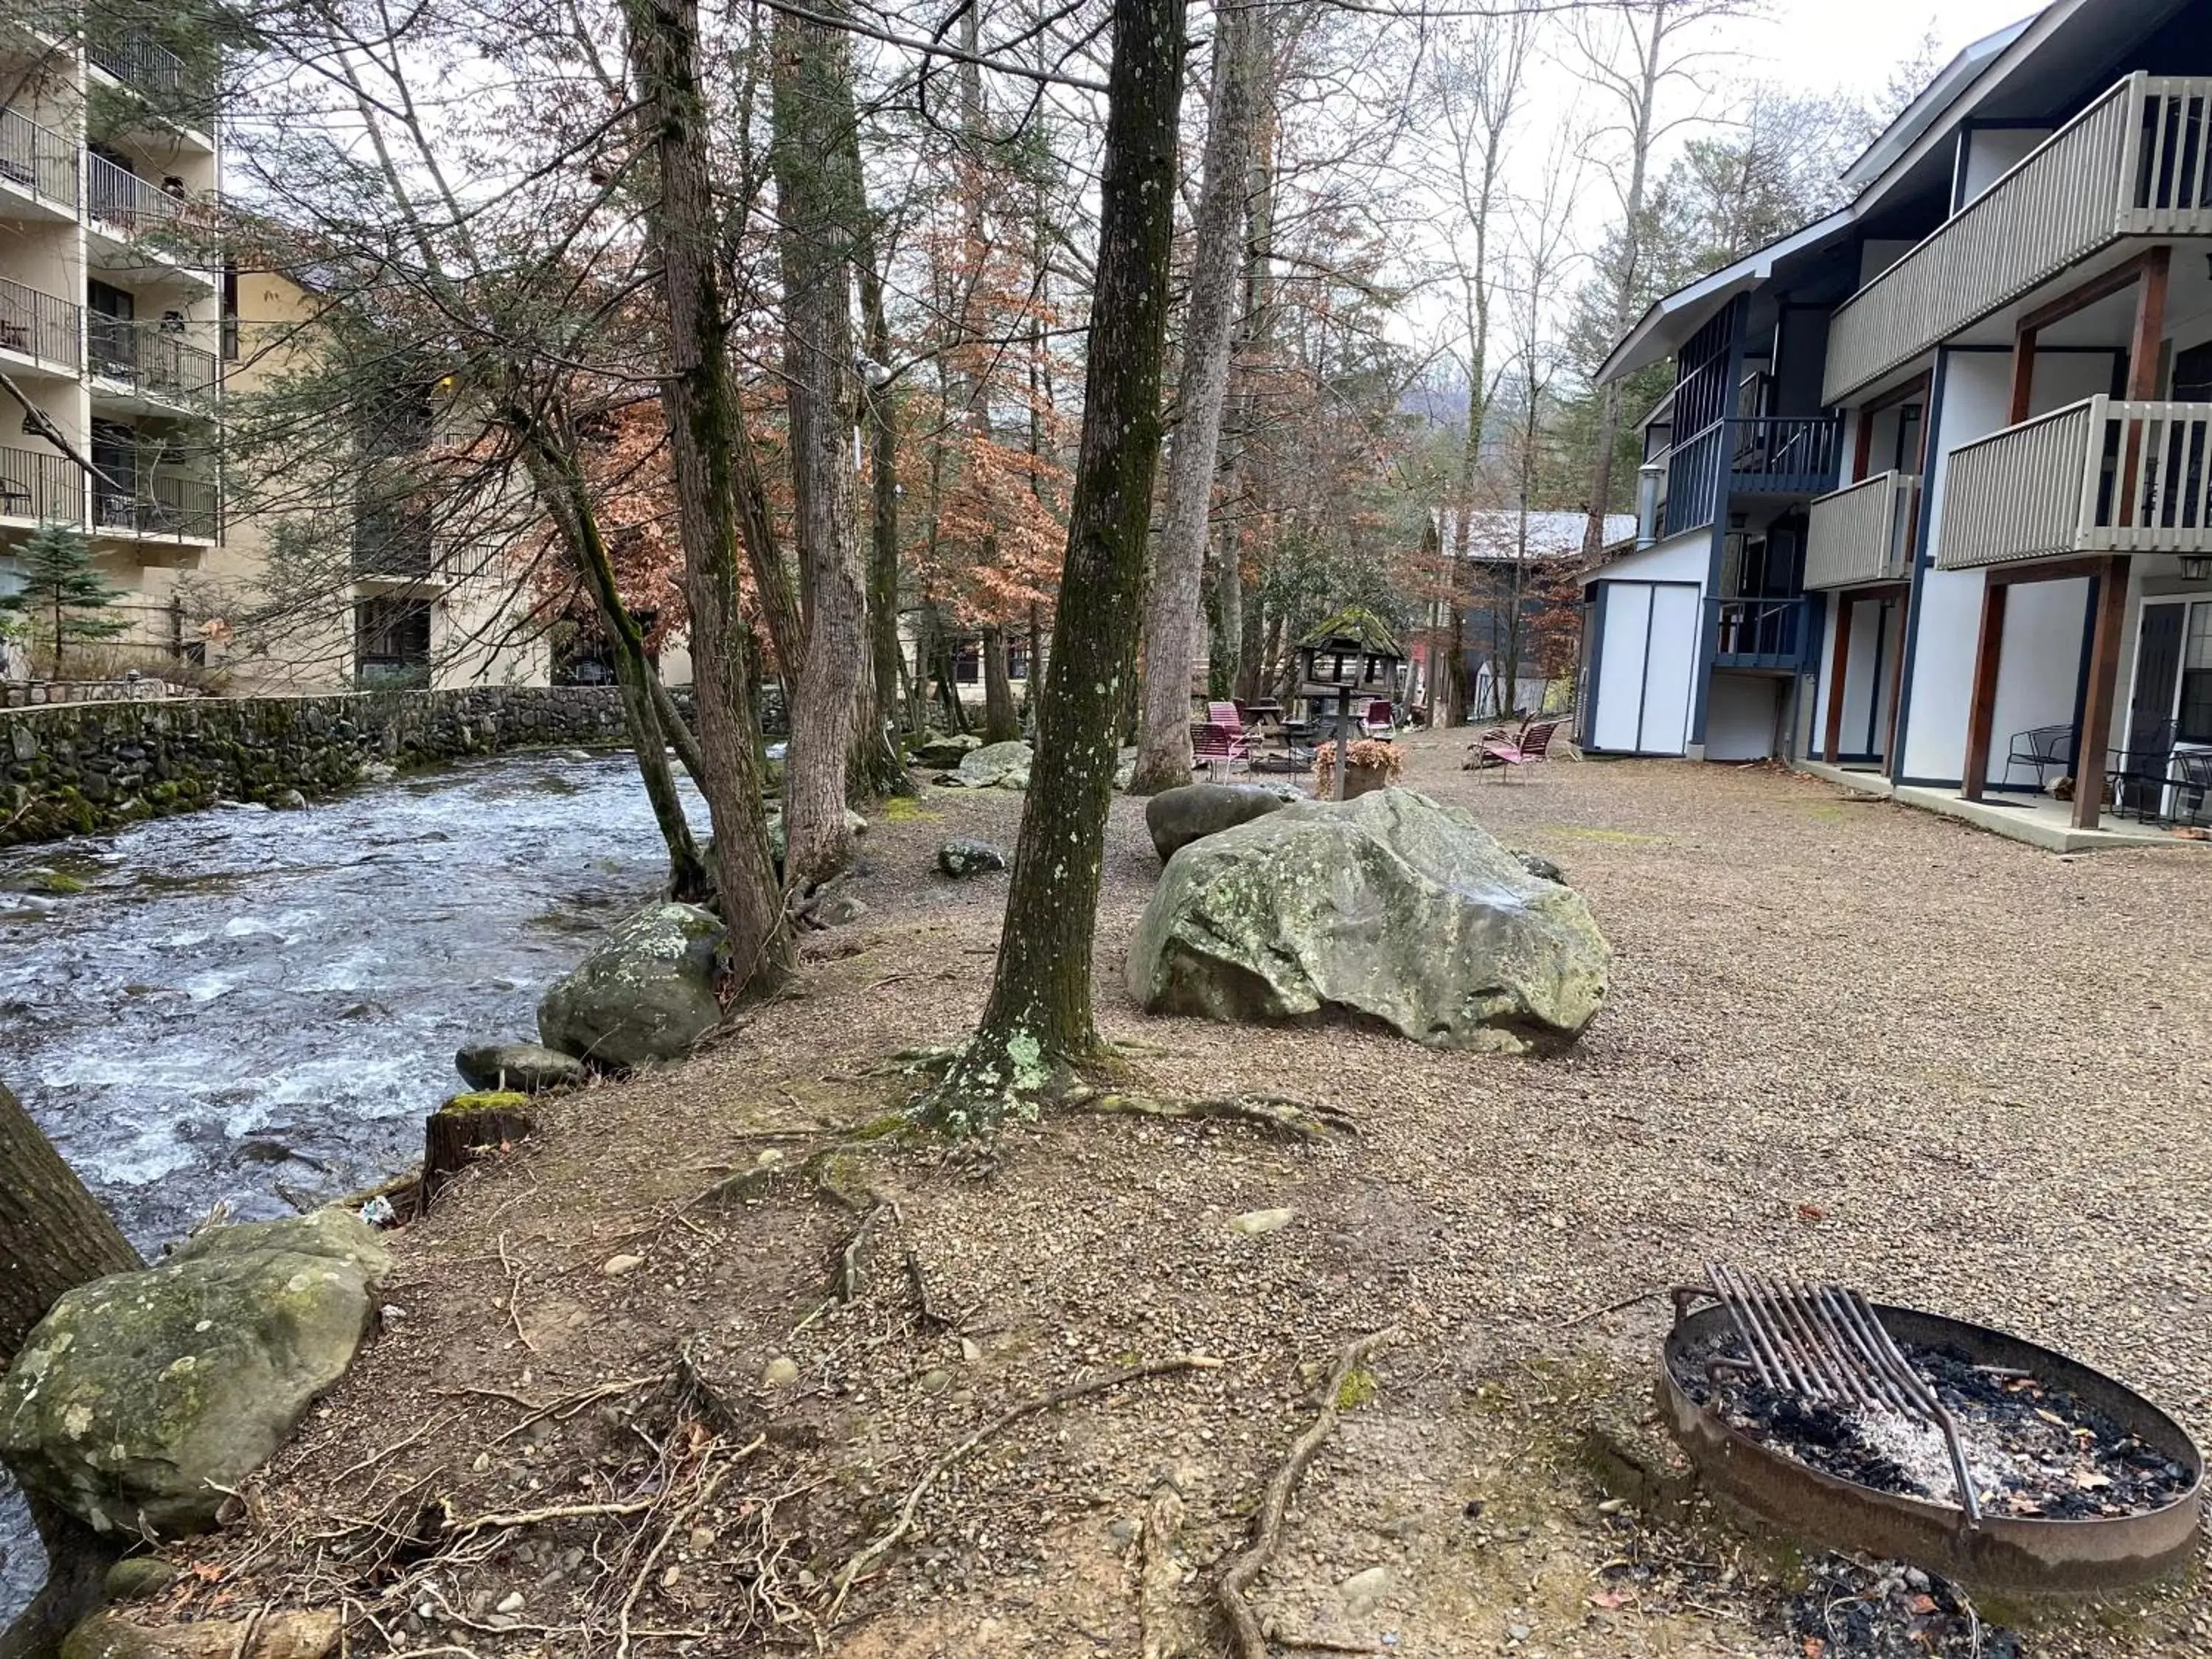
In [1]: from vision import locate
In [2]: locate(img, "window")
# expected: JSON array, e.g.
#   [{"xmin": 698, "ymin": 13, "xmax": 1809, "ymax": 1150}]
[
  {"xmin": 220, "ymin": 266, "xmax": 239, "ymax": 362},
  {"xmin": 2181, "ymin": 602, "xmax": 2212, "ymax": 745},
  {"xmin": 356, "ymin": 597, "xmax": 431, "ymax": 683},
  {"xmin": 1894, "ymin": 405, "xmax": 1924, "ymax": 473}
]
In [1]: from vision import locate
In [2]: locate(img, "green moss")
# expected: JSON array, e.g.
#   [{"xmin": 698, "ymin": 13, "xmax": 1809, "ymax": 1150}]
[
  {"xmin": 28, "ymin": 870, "xmax": 86, "ymax": 894},
  {"xmin": 1335, "ymin": 1367, "xmax": 1378, "ymax": 1411},
  {"xmin": 442, "ymin": 1091, "xmax": 532, "ymax": 1115},
  {"xmin": 883, "ymin": 796, "xmax": 940, "ymax": 824}
]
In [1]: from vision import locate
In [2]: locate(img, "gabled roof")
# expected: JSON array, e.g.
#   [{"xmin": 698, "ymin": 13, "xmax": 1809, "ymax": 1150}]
[
  {"xmin": 1599, "ymin": 0, "xmax": 2197, "ymax": 388},
  {"xmin": 1596, "ymin": 208, "xmax": 1855, "ymax": 384},
  {"xmin": 1300, "ymin": 605, "xmax": 1403, "ymax": 659}
]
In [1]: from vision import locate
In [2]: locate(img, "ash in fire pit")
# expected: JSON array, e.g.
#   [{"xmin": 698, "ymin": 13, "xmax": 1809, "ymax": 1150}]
[{"xmin": 1672, "ymin": 1329, "xmax": 2194, "ymax": 1520}]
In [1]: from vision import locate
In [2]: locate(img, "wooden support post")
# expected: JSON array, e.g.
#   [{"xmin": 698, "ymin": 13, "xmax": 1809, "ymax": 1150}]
[
  {"xmin": 1823, "ymin": 591, "xmax": 1854, "ymax": 763},
  {"xmin": 1959, "ymin": 579, "xmax": 2008, "ymax": 802},
  {"xmin": 2073, "ymin": 556, "xmax": 2131, "ymax": 832},
  {"xmin": 2007, "ymin": 327, "xmax": 2038, "ymax": 425},
  {"xmin": 2127, "ymin": 247, "xmax": 2171, "ymax": 400}
]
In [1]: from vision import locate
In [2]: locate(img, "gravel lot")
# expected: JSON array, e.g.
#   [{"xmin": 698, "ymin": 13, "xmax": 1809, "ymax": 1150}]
[{"xmin": 153, "ymin": 740, "xmax": 2211, "ymax": 1656}]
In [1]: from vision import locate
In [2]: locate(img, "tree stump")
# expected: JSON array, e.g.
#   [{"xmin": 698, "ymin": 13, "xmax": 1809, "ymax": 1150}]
[{"xmin": 422, "ymin": 1092, "xmax": 535, "ymax": 1206}]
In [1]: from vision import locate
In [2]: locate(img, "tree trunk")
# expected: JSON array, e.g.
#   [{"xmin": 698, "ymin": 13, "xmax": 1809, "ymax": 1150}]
[
  {"xmin": 859, "ymin": 256, "xmax": 909, "ymax": 771},
  {"xmin": 520, "ymin": 428, "xmax": 710, "ymax": 902},
  {"xmin": 623, "ymin": 0, "xmax": 790, "ymax": 1000},
  {"xmin": 916, "ymin": 0, "xmax": 1187, "ymax": 1131},
  {"xmin": 1, "ymin": 1082, "xmax": 140, "ymax": 1659},
  {"xmin": 1231, "ymin": 121, "xmax": 1276, "ymax": 708},
  {"xmin": 773, "ymin": 0, "xmax": 869, "ymax": 885},
  {"xmin": 981, "ymin": 622, "xmax": 1019, "ymax": 742},
  {"xmin": 1130, "ymin": 0, "xmax": 1266, "ymax": 794}
]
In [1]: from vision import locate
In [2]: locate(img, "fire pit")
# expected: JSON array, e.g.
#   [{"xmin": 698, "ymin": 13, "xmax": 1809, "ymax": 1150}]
[{"xmin": 1661, "ymin": 1273, "xmax": 2204, "ymax": 1590}]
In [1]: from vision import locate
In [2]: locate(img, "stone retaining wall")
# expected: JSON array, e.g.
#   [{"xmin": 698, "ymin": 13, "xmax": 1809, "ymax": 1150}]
[
  {"xmin": 1, "ymin": 686, "xmax": 632, "ymax": 846},
  {"xmin": 3, "ymin": 678, "xmax": 179, "ymax": 708}
]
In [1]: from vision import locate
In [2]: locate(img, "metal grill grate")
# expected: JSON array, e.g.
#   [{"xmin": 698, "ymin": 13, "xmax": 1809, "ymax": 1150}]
[{"xmin": 1696, "ymin": 1265, "xmax": 1981, "ymax": 1526}]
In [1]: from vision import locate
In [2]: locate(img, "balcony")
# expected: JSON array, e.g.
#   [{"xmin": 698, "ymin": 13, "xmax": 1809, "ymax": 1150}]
[
  {"xmin": 1806, "ymin": 470, "xmax": 1921, "ymax": 589},
  {"xmin": 1662, "ymin": 417, "xmax": 1843, "ymax": 538},
  {"xmin": 84, "ymin": 153, "xmax": 186, "ymax": 243},
  {"xmin": 1710, "ymin": 596, "xmax": 1814, "ymax": 671},
  {"xmin": 86, "ymin": 31, "xmax": 218, "ymax": 131},
  {"xmin": 1827, "ymin": 74, "xmax": 2212, "ymax": 403},
  {"xmin": 1937, "ymin": 396, "xmax": 2212, "ymax": 571},
  {"xmin": 0, "ymin": 445, "xmax": 84, "ymax": 525},
  {"xmin": 0, "ymin": 277, "xmax": 81, "ymax": 372},
  {"xmin": 91, "ymin": 471, "xmax": 217, "ymax": 543},
  {"xmin": 86, "ymin": 315, "xmax": 219, "ymax": 404},
  {"xmin": 352, "ymin": 504, "xmax": 441, "ymax": 580},
  {"xmin": 0, "ymin": 105, "xmax": 77, "ymax": 212}
]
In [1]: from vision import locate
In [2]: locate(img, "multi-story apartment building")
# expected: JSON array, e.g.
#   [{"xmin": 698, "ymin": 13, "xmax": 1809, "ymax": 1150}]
[
  {"xmin": 1582, "ymin": 0, "xmax": 2212, "ymax": 843},
  {"xmin": 0, "ymin": 9, "xmax": 223, "ymax": 668},
  {"xmin": 0, "ymin": 13, "xmax": 549, "ymax": 692}
]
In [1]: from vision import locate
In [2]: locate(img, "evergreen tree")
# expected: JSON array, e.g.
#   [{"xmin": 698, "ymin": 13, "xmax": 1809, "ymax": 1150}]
[{"xmin": 0, "ymin": 524, "xmax": 132, "ymax": 675}]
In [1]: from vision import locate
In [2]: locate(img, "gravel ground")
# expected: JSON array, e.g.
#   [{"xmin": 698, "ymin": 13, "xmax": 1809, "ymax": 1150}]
[{"xmin": 138, "ymin": 740, "xmax": 2211, "ymax": 1657}]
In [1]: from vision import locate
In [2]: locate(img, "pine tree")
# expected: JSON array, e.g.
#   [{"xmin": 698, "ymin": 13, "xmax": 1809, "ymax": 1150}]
[{"xmin": 1, "ymin": 524, "xmax": 131, "ymax": 675}]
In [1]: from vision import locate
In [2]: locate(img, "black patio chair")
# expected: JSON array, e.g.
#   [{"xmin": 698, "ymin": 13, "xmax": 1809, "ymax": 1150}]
[{"xmin": 2003, "ymin": 724, "xmax": 2073, "ymax": 789}]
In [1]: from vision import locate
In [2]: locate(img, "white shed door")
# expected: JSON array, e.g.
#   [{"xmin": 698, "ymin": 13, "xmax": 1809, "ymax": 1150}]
[{"xmin": 1590, "ymin": 581, "xmax": 1698, "ymax": 755}]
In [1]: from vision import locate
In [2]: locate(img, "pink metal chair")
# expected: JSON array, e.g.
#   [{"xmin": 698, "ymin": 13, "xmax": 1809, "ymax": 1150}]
[
  {"xmin": 1481, "ymin": 717, "xmax": 1561, "ymax": 779},
  {"xmin": 1192, "ymin": 720, "xmax": 1250, "ymax": 778},
  {"xmin": 1360, "ymin": 699, "xmax": 1395, "ymax": 737}
]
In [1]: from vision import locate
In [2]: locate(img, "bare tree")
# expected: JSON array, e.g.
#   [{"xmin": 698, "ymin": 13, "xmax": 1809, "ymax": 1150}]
[
  {"xmin": 1129, "ymin": 0, "xmax": 1272, "ymax": 793},
  {"xmin": 915, "ymin": 0, "xmax": 1189, "ymax": 1130},
  {"xmin": 1568, "ymin": 0, "xmax": 1759, "ymax": 556}
]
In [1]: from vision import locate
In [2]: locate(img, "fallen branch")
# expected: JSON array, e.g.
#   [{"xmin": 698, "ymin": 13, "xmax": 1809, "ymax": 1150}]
[
  {"xmin": 1065, "ymin": 1088, "xmax": 1357, "ymax": 1143},
  {"xmin": 446, "ymin": 1495, "xmax": 660, "ymax": 1534},
  {"xmin": 1138, "ymin": 1477, "xmax": 1188, "ymax": 1659},
  {"xmin": 1216, "ymin": 1327, "xmax": 1400, "ymax": 1659},
  {"xmin": 828, "ymin": 1354, "xmax": 1223, "ymax": 1620},
  {"xmin": 1557, "ymin": 1286, "xmax": 1666, "ymax": 1329}
]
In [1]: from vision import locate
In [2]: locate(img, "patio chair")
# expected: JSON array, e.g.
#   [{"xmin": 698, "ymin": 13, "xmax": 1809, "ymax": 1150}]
[
  {"xmin": 2171, "ymin": 751, "xmax": 2212, "ymax": 828},
  {"xmin": 1481, "ymin": 718, "xmax": 1562, "ymax": 779},
  {"xmin": 2003, "ymin": 724, "xmax": 2073, "ymax": 789},
  {"xmin": 1191, "ymin": 720, "xmax": 1250, "ymax": 779},
  {"xmin": 1464, "ymin": 715, "xmax": 1528, "ymax": 770},
  {"xmin": 1360, "ymin": 699, "xmax": 1395, "ymax": 737}
]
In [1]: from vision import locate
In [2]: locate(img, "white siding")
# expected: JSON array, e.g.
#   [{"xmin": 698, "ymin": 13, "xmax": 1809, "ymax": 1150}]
[
  {"xmin": 1705, "ymin": 672, "xmax": 1781, "ymax": 761},
  {"xmin": 1955, "ymin": 127, "xmax": 2052, "ymax": 210}
]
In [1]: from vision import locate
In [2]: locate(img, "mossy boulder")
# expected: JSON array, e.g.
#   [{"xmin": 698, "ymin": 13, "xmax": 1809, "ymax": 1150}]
[
  {"xmin": 945, "ymin": 740, "xmax": 1032, "ymax": 790},
  {"xmin": 62, "ymin": 1607, "xmax": 341, "ymax": 1658},
  {"xmin": 936, "ymin": 837, "xmax": 1009, "ymax": 877},
  {"xmin": 1142, "ymin": 782, "xmax": 1293, "ymax": 861},
  {"xmin": 537, "ymin": 901, "xmax": 727, "ymax": 1070},
  {"xmin": 912, "ymin": 731, "xmax": 981, "ymax": 768},
  {"xmin": 0, "ymin": 1211, "xmax": 392, "ymax": 1538},
  {"xmin": 1125, "ymin": 787, "xmax": 1610, "ymax": 1052},
  {"xmin": 454, "ymin": 1040, "xmax": 587, "ymax": 1094}
]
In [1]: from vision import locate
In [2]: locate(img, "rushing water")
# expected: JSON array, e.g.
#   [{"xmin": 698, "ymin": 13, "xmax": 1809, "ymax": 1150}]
[{"xmin": 0, "ymin": 747, "xmax": 695, "ymax": 1621}]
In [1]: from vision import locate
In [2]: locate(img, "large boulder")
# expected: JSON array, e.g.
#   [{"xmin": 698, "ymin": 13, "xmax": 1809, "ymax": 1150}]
[
  {"xmin": 1125, "ymin": 788, "xmax": 1609, "ymax": 1053},
  {"xmin": 537, "ymin": 902, "xmax": 726, "ymax": 1070},
  {"xmin": 0, "ymin": 1211, "xmax": 392, "ymax": 1538},
  {"xmin": 945, "ymin": 740, "xmax": 1032, "ymax": 790},
  {"xmin": 912, "ymin": 732, "xmax": 981, "ymax": 769},
  {"xmin": 454, "ymin": 1040, "xmax": 587, "ymax": 1094},
  {"xmin": 1143, "ymin": 782, "xmax": 1293, "ymax": 861}
]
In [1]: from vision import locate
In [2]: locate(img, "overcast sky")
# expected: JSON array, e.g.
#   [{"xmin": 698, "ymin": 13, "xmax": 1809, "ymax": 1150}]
[{"xmin": 1758, "ymin": 0, "xmax": 2035, "ymax": 100}]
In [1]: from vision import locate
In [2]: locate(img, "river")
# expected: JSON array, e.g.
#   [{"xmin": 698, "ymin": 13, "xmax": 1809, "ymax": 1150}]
[{"xmin": 0, "ymin": 747, "xmax": 693, "ymax": 1622}]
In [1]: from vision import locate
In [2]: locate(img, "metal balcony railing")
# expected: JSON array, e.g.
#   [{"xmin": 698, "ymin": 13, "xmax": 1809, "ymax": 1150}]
[
  {"xmin": 0, "ymin": 277, "xmax": 81, "ymax": 369},
  {"xmin": 0, "ymin": 105, "xmax": 78, "ymax": 208},
  {"xmin": 91, "ymin": 471, "xmax": 218, "ymax": 541},
  {"xmin": 1728, "ymin": 415, "xmax": 1843, "ymax": 493},
  {"xmin": 84, "ymin": 153, "xmax": 185, "ymax": 240},
  {"xmin": 351, "ymin": 506, "xmax": 440, "ymax": 578},
  {"xmin": 1806, "ymin": 470, "xmax": 1921, "ymax": 589},
  {"xmin": 86, "ymin": 315, "xmax": 219, "ymax": 400},
  {"xmin": 86, "ymin": 31, "xmax": 217, "ymax": 125},
  {"xmin": 1709, "ymin": 596, "xmax": 1814, "ymax": 670},
  {"xmin": 0, "ymin": 445, "xmax": 84, "ymax": 524},
  {"xmin": 1827, "ymin": 74, "xmax": 2212, "ymax": 403},
  {"xmin": 1939, "ymin": 396, "xmax": 2212, "ymax": 569}
]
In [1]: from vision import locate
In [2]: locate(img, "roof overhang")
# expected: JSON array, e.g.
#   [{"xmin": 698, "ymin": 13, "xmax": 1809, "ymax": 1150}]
[{"xmin": 1596, "ymin": 208, "xmax": 1854, "ymax": 385}]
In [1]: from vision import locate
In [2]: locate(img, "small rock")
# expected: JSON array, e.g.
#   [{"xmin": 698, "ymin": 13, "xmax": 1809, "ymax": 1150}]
[
  {"xmin": 495, "ymin": 1591, "xmax": 525, "ymax": 1615},
  {"xmin": 959, "ymin": 1336, "xmax": 982, "ymax": 1363},
  {"xmin": 813, "ymin": 893, "xmax": 869, "ymax": 927},
  {"xmin": 1512, "ymin": 849, "xmax": 1568, "ymax": 884},
  {"xmin": 1228, "ymin": 1208, "xmax": 1296, "ymax": 1236},
  {"xmin": 1340, "ymin": 1565, "xmax": 1392, "ymax": 1611},
  {"xmin": 472, "ymin": 1451, "xmax": 491, "ymax": 1473},
  {"xmin": 762, "ymin": 1355, "xmax": 800, "ymax": 1388},
  {"xmin": 455, "ymin": 1041, "xmax": 588, "ymax": 1095},
  {"xmin": 936, "ymin": 838, "xmax": 1010, "ymax": 878},
  {"xmin": 103, "ymin": 1556, "xmax": 176, "ymax": 1601},
  {"xmin": 601, "ymin": 1253, "xmax": 645, "ymax": 1276},
  {"xmin": 919, "ymin": 1368, "xmax": 953, "ymax": 1395},
  {"xmin": 689, "ymin": 1526, "xmax": 717, "ymax": 1553},
  {"xmin": 1508, "ymin": 1624, "xmax": 1532, "ymax": 1641},
  {"xmin": 1107, "ymin": 1519, "xmax": 1138, "ymax": 1548},
  {"xmin": 270, "ymin": 787, "xmax": 310, "ymax": 811}
]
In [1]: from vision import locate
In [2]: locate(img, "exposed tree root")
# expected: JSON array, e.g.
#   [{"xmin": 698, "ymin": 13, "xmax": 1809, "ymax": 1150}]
[
  {"xmin": 1062, "ymin": 1087, "xmax": 1357, "ymax": 1143},
  {"xmin": 1216, "ymin": 1327, "xmax": 1400, "ymax": 1658},
  {"xmin": 827, "ymin": 1354, "xmax": 1224, "ymax": 1621},
  {"xmin": 1138, "ymin": 1475, "xmax": 1192, "ymax": 1659}
]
